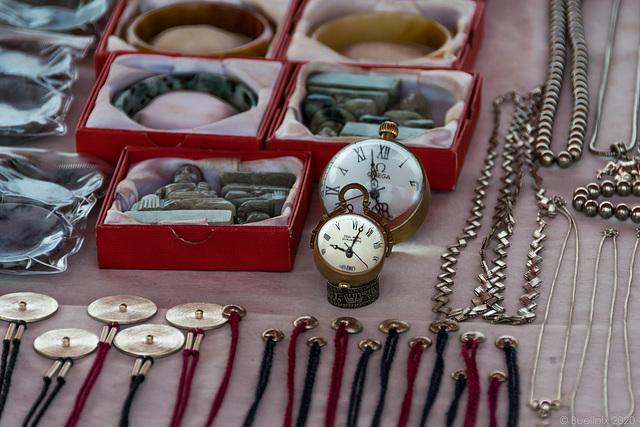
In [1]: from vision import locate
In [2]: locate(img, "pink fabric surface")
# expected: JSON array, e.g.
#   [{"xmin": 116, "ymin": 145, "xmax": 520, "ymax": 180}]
[{"xmin": 1, "ymin": 0, "xmax": 639, "ymax": 426}]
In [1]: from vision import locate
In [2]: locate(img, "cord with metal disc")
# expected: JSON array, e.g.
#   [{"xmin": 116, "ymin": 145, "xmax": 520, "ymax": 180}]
[
  {"xmin": 371, "ymin": 319, "xmax": 409, "ymax": 427},
  {"xmin": 243, "ymin": 329, "xmax": 284, "ymax": 427},
  {"xmin": 23, "ymin": 328, "xmax": 99, "ymax": 427},
  {"xmin": 446, "ymin": 370, "xmax": 467, "ymax": 427},
  {"xmin": 572, "ymin": 0, "xmax": 640, "ymax": 222},
  {"xmin": 283, "ymin": 316, "xmax": 318, "ymax": 427},
  {"xmin": 325, "ymin": 317, "xmax": 362, "ymax": 427},
  {"xmin": 164, "ymin": 302, "xmax": 228, "ymax": 427},
  {"xmin": 65, "ymin": 295, "xmax": 157, "ymax": 427},
  {"xmin": 346, "ymin": 338, "xmax": 380, "ymax": 427},
  {"xmin": 113, "ymin": 323, "xmax": 185, "ymax": 427},
  {"xmin": 397, "ymin": 337, "xmax": 431, "ymax": 427},
  {"xmin": 203, "ymin": 304, "xmax": 247, "ymax": 427},
  {"xmin": 295, "ymin": 336, "xmax": 326, "ymax": 427},
  {"xmin": 0, "ymin": 292, "xmax": 58, "ymax": 421}
]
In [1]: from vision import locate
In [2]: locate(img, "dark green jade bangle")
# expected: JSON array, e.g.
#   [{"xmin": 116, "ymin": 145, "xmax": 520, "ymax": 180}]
[{"xmin": 112, "ymin": 73, "xmax": 258, "ymax": 118}]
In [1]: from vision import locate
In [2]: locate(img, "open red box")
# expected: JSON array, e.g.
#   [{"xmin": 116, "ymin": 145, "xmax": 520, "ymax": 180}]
[
  {"xmin": 76, "ymin": 53, "xmax": 292, "ymax": 165},
  {"xmin": 93, "ymin": 0, "xmax": 302, "ymax": 77},
  {"xmin": 281, "ymin": 0, "xmax": 485, "ymax": 71},
  {"xmin": 96, "ymin": 146, "xmax": 313, "ymax": 271},
  {"xmin": 266, "ymin": 63, "xmax": 482, "ymax": 191}
]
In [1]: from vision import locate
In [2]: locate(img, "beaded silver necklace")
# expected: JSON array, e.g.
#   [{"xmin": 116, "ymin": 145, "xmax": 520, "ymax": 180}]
[
  {"xmin": 535, "ymin": 0, "xmax": 589, "ymax": 169},
  {"xmin": 572, "ymin": 0, "xmax": 640, "ymax": 222}
]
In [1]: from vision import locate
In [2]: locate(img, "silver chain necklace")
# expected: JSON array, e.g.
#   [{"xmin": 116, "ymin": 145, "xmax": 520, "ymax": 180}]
[
  {"xmin": 535, "ymin": 0, "xmax": 589, "ymax": 169},
  {"xmin": 431, "ymin": 89, "xmax": 559, "ymax": 330},
  {"xmin": 569, "ymin": 229, "xmax": 636, "ymax": 426},
  {"xmin": 528, "ymin": 199, "xmax": 580, "ymax": 424},
  {"xmin": 572, "ymin": 0, "xmax": 640, "ymax": 222}
]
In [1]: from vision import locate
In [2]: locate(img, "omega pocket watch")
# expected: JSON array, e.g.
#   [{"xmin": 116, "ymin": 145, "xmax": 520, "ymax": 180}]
[
  {"xmin": 310, "ymin": 183, "xmax": 393, "ymax": 308},
  {"xmin": 318, "ymin": 121, "xmax": 430, "ymax": 244}
]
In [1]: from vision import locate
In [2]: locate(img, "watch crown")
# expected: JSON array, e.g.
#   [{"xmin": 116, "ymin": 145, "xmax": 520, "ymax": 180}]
[{"xmin": 378, "ymin": 121, "xmax": 399, "ymax": 140}]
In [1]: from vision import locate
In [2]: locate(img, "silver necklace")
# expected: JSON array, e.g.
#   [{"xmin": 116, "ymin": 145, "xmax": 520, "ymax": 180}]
[
  {"xmin": 431, "ymin": 89, "xmax": 558, "ymax": 330},
  {"xmin": 535, "ymin": 0, "xmax": 589, "ymax": 169},
  {"xmin": 572, "ymin": 0, "xmax": 640, "ymax": 222},
  {"xmin": 528, "ymin": 201, "xmax": 580, "ymax": 424},
  {"xmin": 569, "ymin": 229, "xmax": 636, "ymax": 426}
]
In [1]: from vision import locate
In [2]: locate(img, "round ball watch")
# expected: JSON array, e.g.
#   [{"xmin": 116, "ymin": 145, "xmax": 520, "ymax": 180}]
[
  {"xmin": 319, "ymin": 121, "xmax": 430, "ymax": 243},
  {"xmin": 310, "ymin": 183, "xmax": 393, "ymax": 308}
]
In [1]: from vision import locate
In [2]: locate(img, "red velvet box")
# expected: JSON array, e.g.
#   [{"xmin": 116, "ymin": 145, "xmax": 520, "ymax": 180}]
[
  {"xmin": 281, "ymin": 0, "xmax": 485, "ymax": 71},
  {"xmin": 266, "ymin": 63, "xmax": 482, "ymax": 191},
  {"xmin": 96, "ymin": 146, "xmax": 313, "ymax": 271},
  {"xmin": 93, "ymin": 0, "xmax": 302, "ymax": 77},
  {"xmin": 76, "ymin": 53, "xmax": 292, "ymax": 165}
]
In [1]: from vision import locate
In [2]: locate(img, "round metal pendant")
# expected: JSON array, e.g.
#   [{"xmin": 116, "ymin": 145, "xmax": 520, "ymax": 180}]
[
  {"xmin": 87, "ymin": 295, "xmax": 157, "ymax": 324},
  {"xmin": 262, "ymin": 329, "xmax": 285, "ymax": 343},
  {"xmin": 408, "ymin": 337, "xmax": 432, "ymax": 349},
  {"xmin": 114, "ymin": 324, "xmax": 184, "ymax": 358},
  {"xmin": 358, "ymin": 339, "xmax": 381, "ymax": 352},
  {"xmin": 331, "ymin": 317, "xmax": 363, "ymax": 334},
  {"xmin": 294, "ymin": 315, "xmax": 319, "ymax": 330},
  {"xmin": 378, "ymin": 319, "xmax": 410, "ymax": 334},
  {"xmin": 165, "ymin": 302, "xmax": 227, "ymax": 331},
  {"xmin": 34, "ymin": 328, "xmax": 99, "ymax": 360},
  {"xmin": 460, "ymin": 331, "xmax": 486, "ymax": 343},
  {"xmin": 0, "ymin": 292, "xmax": 58, "ymax": 323},
  {"xmin": 307, "ymin": 336, "xmax": 327, "ymax": 347},
  {"xmin": 495, "ymin": 335, "xmax": 518, "ymax": 349}
]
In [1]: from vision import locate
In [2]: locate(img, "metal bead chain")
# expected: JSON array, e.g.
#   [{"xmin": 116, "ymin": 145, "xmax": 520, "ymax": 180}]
[
  {"xmin": 572, "ymin": 180, "xmax": 640, "ymax": 222},
  {"xmin": 432, "ymin": 89, "xmax": 558, "ymax": 327},
  {"xmin": 535, "ymin": 0, "xmax": 589, "ymax": 169}
]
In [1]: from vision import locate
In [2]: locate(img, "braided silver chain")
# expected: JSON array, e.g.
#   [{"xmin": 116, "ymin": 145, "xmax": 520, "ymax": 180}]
[
  {"xmin": 535, "ymin": 0, "xmax": 589, "ymax": 169},
  {"xmin": 431, "ymin": 89, "xmax": 559, "ymax": 329}
]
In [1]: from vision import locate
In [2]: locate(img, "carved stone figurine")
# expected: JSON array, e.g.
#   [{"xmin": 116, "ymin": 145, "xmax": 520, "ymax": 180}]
[{"xmin": 125, "ymin": 164, "xmax": 235, "ymax": 224}]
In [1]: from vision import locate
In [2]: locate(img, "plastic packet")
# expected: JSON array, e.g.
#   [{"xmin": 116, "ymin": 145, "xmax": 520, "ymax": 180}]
[
  {"xmin": 0, "ymin": 0, "xmax": 112, "ymax": 34},
  {"xmin": 0, "ymin": 148, "xmax": 113, "ymax": 274},
  {"xmin": 0, "ymin": 27, "xmax": 94, "ymax": 138}
]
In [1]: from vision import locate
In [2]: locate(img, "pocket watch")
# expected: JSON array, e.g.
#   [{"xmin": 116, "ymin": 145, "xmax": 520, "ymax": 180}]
[
  {"xmin": 319, "ymin": 121, "xmax": 430, "ymax": 243},
  {"xmin": 310, "ymin": 183, "xmax": 392, "ymax": 308}
]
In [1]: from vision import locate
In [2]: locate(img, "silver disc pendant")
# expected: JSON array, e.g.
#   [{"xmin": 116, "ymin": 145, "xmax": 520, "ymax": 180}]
[
  {"xmin": 114, "ymin": 324, "xmax": 185, "ymax": 358},
  {"xmin": 0, "ymin": 292, "xmax": 58, "ymax": 323},
  {"xmin": 34, "ymin": 328, "xmax": 99, "ymax": 359},
  {"xmin": 165, "ymin": 302, "xmax": 227, "ymax": 331},
  {"xmin": 87, "ymin": 295, "xmax": 157, "ymax": 324}
]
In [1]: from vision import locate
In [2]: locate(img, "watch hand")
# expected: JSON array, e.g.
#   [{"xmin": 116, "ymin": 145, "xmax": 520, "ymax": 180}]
[
  {"xmin": 347, "ymin": 226, "xmax": 364, "ymax": 251},
  {"xmin": 330, "ymin": 244, "xmax": 346, "ymax": 252},
  {"xmin": 351, "ymin": 249, "xmax": 368, "ymax": 268},
  {"xmin": 334, "ymin": 193, "xmax": 363, "ymax": 207}
]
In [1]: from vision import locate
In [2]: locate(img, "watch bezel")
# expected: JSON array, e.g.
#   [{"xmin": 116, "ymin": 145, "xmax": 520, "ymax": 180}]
[{"xmin": 318, "ymin": 136, "xmax": 430, "ymax": 243}]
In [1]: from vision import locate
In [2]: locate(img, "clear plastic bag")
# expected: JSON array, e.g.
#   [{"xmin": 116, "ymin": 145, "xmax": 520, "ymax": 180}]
[
  {"xmin": 0, "ymin": 148, "xmax": 113, "ymax": 274},
  {"xmin": 0, "ymin": 27, "xmax": 93, "ymax": 138},
  {"xmin": 0, "ymin": 0, "xmax": 111, "ymax": 34}
]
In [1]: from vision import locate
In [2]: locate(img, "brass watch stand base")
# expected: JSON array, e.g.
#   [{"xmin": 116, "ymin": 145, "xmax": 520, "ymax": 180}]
[{"xmin": 326, "ymin": 277, "xmax": 379, "ymax": 309}]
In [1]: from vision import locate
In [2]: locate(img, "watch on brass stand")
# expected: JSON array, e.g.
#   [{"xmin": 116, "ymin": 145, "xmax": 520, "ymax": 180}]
[
  {"xmin": 318, "ymin": 121, "xmax": 430, "ymax": 244},
  {"xmin": 310, "ymin": 183, "xmax": 393, "ymax": 308}
]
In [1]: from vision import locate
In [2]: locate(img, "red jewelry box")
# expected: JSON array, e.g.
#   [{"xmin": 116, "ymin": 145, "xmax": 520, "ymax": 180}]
[
  {"xmin": 265, "ymin": 64, "xmax": 482, "ymax": 191},
  {"xmin": 96, "ymin": 146, "xmax": 313, "ymax": 271},
  {"xmin": 75, "ymin": 53, "xmax": 292, "ymax": 165},
  {"xmin": 93, "ymin": 0, "xmax": 301, "ymax": 77},
  {"xmin": 281, "ymin": 0, "xmax": 485, "ymax": 71}
]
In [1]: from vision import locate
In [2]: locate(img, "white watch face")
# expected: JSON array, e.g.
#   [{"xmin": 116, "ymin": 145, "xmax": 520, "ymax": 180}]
[
  {"xmin": 316, "ymin": 213, "xmax": 385, "ymax": 274},
  {"xmin": 320, "ymin": 138, "xmax": 425, "ymax": 230}
]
